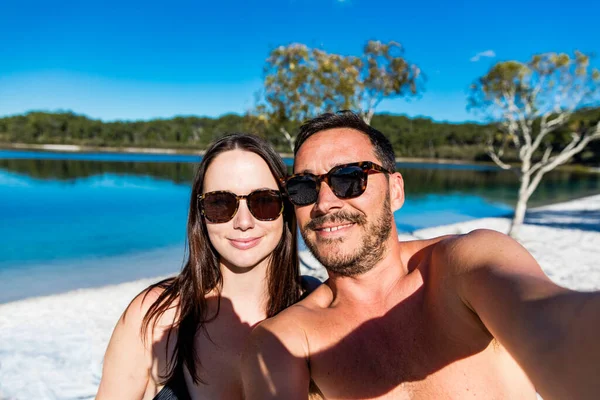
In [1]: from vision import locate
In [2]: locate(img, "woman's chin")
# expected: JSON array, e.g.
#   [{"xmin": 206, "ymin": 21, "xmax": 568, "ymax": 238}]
[{"xmin": 221, "ymin": 252, "xmax": 271, "ymax": 272}]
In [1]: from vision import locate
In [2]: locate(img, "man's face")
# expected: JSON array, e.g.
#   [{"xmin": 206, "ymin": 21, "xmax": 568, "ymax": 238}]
[{"xmin": 293, "ymin": 128, "xmax": 398, "ymax": 276}]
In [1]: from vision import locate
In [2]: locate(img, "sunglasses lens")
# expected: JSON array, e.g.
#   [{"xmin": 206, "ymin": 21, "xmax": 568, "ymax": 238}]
[
  {"xmin": 247, "ymin": 190, "xmax": 283, "ymax": 221},
  {"xmin": 330, "ymin": 166, "xmax": 365, "ymax": 199},
  {"xmin": 202, "ymin": 192, "xmax": 237, "ymax": 223},
  {"xmin": 286, "ymin": 176, "xmax": 318, "ymax": 206}
]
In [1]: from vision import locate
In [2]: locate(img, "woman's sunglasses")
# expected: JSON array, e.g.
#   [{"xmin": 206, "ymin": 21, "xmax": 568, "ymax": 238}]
[
  {"xmin": 198, "ymin": 189, "xmax": 283, "ymax": 223},
  {"xmin": 284, "ymin": 161, "xmax": 392, "ymax": 206}
]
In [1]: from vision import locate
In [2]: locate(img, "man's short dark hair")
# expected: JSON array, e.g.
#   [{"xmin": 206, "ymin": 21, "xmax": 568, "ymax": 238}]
[{"xmin": 294, "ymin": 110, "xmax": 396, "ymax": 172}]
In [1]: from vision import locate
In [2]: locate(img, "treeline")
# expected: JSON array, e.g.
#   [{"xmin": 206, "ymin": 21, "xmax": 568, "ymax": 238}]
[{"xmin": 1, "ymin": 108, "xmax": 599, "ymax": 165}]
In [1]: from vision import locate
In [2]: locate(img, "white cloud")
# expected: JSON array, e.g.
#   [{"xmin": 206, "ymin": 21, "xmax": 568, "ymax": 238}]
[{"xmin": 470, "ymin": 50, "xmax": 496, "ymax": 62}]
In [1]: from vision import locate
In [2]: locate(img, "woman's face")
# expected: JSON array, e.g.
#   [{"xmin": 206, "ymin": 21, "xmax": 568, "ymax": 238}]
[{"xmin": 202, "ymin": 149, "xmax": 284, "ymax": 271}]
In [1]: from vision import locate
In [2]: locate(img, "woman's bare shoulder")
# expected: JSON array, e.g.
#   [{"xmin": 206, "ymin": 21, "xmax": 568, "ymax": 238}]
[
  {"xmin": 119, "ymin": 279, "xmax": 180, "ymax": 343},
  {"xmin": 97, "ymin": 280, "xmax": 179, "ymax": 398}
]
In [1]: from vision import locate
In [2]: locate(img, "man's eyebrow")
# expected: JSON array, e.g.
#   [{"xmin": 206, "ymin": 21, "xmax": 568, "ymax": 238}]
[{"xmin": 293, "ymin": 167, "xmax": 316, "ymax": 174}]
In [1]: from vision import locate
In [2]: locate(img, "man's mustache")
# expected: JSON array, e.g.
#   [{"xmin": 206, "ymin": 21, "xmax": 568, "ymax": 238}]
[{"xmin": 304, "ymin": 211, "xmax": 367, "ymax": 231}]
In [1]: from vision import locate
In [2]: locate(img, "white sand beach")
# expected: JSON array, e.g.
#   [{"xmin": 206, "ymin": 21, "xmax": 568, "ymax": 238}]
[{"xmin": 1, "ymin": 195, "xmax": 599, "ymax": 399}]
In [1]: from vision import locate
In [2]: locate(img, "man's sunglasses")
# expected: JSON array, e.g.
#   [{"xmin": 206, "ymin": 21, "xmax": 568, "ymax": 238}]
[
  {"xmin": 198, "ymin": 189, "xmax": 283, "ymax": 223},
  {"xmin": 284, "ymin": 161, "xmax": 392, "ymax": 206}
]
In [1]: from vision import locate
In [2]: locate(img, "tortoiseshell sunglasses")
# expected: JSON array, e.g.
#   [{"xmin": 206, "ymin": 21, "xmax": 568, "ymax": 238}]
[
  {"xmin": 283, "ymin": 161, "xmax": 391, "ymax": 206},
  {"xmin": 198, "ymin": 189, "xmax": 283, "ymax": 223}
]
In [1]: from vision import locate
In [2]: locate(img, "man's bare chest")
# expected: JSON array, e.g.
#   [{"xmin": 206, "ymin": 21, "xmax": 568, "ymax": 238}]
[{"xmin": 303, "ymin": 303, "xmax": 499, "ymax": 399}]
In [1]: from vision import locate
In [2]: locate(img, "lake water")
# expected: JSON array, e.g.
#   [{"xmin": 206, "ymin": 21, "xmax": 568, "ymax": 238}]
[{"xmin": 2, "ymin": 150, "xmax": 600, "ymax": 303}]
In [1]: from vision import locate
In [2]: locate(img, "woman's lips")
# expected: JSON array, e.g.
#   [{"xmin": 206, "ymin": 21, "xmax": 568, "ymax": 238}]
[{"xmin": 228, "ymin": 237, "xmax": 262, "ymax": 250}]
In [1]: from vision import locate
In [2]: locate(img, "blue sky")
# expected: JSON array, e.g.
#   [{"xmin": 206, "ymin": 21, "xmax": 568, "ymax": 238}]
[{"xmin": 1, "ymin": 0, "xmax": 598, "ymax": 123}]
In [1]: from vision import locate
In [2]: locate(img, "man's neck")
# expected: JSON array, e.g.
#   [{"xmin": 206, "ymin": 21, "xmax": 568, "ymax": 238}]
[{"xmin": 326, "ymin": 239, "xmax": 416, "ymax": 311}]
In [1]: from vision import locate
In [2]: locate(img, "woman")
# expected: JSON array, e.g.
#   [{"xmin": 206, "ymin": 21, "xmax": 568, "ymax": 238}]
[{"xmin": 97, "ymin": 133, "xmax": 317, "ymax": 399}]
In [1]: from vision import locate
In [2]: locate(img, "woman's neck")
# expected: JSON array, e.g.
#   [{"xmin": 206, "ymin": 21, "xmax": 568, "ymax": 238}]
[{"xmin": 217, "ymin": 258, "xmax": 270, "ymax": 324}]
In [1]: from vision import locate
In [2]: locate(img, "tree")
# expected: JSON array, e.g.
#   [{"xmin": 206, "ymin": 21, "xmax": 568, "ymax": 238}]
[
  {"xmin": 251, "ymin": 41, "xmax": 423, "ymax": 151},
  {"xmin": 469, "ymin": 51, "xmax": 600, "ymax": 237}
]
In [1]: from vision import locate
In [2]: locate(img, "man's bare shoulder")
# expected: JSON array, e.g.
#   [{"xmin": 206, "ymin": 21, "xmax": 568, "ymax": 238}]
[
  {"xmin": 243, "ymin": 291, "xmax": 317, "ymax": 399},
  {"xmin": 271, "ymin": 282, "xmax": 333, "ymax": 324},
  {"xmin": 402, "ymin": 229, "xmax": 543, "ymax": 300},
  {"xmin": 428, "ymin": 228, "xmax": 539, "ymax": 275},
  {"xmin": 401, "ymin": 234, "xmax": 454, "ymax": 252},
  {"xmin": 295, "ymin": 279, "xmax": 334, "ymax": 309},
  {"xmin": 398, "ymin": 234, "xmax": 456, "ymax": 271},
  {"xmin": 254, "ymin": 283, "xmax": 333, "ymax": 346}
]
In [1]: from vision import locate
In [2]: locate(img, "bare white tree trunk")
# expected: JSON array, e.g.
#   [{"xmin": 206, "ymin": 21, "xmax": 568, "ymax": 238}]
[
  {"xmin": 510, "ymin": 172, "xmax": 531, "ymax": 237},
  {"xmin": 504, "ymin": 122, "xmax": 600, "ymax": 238},
  {"xmin": 360, "ymin": 96, "xmax": 381, "ymax": 125},
  {"xmin": 280, "ymin": 127, "xmax": 296, "ymax": 153},
  {"xmin": 362, "ymin": 108, "xmax": 375, "ymax": 125}
]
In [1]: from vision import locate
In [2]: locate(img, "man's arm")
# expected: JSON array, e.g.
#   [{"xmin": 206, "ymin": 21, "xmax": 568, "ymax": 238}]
[
  {"xmin": 242, "ymin": 311, "xmax": 311, "ymax": 400},
  {"xmin": 446, "ymin": 229, "xmax": 600, "ymax": 400}
]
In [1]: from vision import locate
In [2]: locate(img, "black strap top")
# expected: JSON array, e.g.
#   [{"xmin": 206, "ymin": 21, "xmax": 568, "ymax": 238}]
[{"xmin": 153, "ymin": 367, "xmax": 191, "ymax": 400}]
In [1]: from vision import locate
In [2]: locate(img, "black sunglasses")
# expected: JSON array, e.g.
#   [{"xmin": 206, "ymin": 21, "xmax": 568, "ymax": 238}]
[
  {"xmin": 284, "ymin": 161, "xmax": 391, "ymax": 206},
  {"xmin": 198, "ymin": 189, "xmax": 283, "ymax": 223}
]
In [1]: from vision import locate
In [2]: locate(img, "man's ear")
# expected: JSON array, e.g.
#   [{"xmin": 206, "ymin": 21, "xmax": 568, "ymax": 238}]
[{"xmin": 389, "ymin": 172, "xmax": 405, "ymax": 212}]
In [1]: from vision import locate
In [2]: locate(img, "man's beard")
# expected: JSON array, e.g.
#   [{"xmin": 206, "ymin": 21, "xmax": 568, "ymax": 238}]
[{"xmin": 300, "ymin": 194, "xmax": 393, "ymax": 277}]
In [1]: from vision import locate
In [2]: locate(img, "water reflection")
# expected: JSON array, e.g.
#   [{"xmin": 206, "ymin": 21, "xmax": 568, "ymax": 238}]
[
  {"xmin": 2, "ymin": 157, "xmax": 599, "ymax": 207},
  {"xmin": 0, "ymin": 158, "xmax": 198, "ymax": 184}
]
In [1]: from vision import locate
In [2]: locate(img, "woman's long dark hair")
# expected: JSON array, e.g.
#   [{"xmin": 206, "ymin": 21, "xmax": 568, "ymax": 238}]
[{"xmin": 140, "ymin": 133, "xmax": 300, "ymax": 384}]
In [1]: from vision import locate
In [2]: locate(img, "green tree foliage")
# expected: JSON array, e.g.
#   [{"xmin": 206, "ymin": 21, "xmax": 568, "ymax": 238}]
[
  {"xmin": 0, "ymin": 112, "xmax": 250, "ymax": 150},
  {"xmin": 1, "ymin": 108, "xmax": 598, "ymax": 167},
  {"xmin": 250, "ymin": 41, "xmax": 423, "ymax": 150},
  {"xmin": 469, "ymin": 51, "xmax": 600, "ymax": 236}
]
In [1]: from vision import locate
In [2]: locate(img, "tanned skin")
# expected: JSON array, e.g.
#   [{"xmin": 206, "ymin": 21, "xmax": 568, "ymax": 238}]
[
  {"xmin": 98, "ymin": 151, "xmax": 295, "ymax": 400},
  {"xmin": 242, "ymin": 128, "xmax": 600, "ymax": 400}
]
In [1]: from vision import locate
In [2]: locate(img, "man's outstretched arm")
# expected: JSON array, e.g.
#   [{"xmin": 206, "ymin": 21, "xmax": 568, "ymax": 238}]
[
  {"xmin": 447, "ymin": 229, "xmax": 600, "ymax": 400},
  {"xmin": 242, "ymin": 316, "xmax": 311, "ymax": 400}
]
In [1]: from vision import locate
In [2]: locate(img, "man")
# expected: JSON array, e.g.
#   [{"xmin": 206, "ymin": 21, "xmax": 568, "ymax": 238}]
[{"xmin": 242, "ymin": 111, "xmax": 600, "ymax": 399}]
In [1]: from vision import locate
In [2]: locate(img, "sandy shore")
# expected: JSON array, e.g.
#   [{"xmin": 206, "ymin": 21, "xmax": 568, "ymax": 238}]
[
  {"xmin": 1, "ymin": 143, "xmax": 503, "ymax": 167},
  {"xmin": 2, "ymin": 142, "xmax": 207, "ymax": 156},
  {"xmin": 1, "ymin": 195, "xmax": 599, "ymax": 399}
]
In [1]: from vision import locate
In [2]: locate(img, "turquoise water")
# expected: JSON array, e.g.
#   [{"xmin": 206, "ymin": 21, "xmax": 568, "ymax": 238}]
[
  {"xmin": 1, "ymin": 150, "xmax": 599, "ymax": 302},
  {"xmin": 0, "ymin": 171, "xmax": 190, "ymax": 266},
  {"xmin": 0, "ymin": 168, "xmax": 511, "ymax": 266}
]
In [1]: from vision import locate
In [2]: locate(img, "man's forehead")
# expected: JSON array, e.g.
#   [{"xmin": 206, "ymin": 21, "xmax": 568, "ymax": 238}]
[
  {"xmin": 294, "ymin": 160, "xmax": 361, "ymax": 174},
  {"xmin": 294, "ymin": 129, "xmax": 377, "ymax": 173},
  {"xmin": 301, "ymin": 127, "xmax": 367, "ymax": 144}
]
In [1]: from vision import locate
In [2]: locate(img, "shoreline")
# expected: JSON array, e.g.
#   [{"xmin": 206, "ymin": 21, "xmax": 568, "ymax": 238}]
[
  {"xmin": 0, "ymin": 142, "xmax": 466, "ymax": 165},
  {"xmin": 0, "ymin": 244, "xmax": 185, "ymax": 304},
  {"xmin": 0, "ymin": 142, "xmax": 208, "ymax": 156},
  {"xmin": 4, "ymin": 142, "xmax": 598, "ymax": 171}
]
